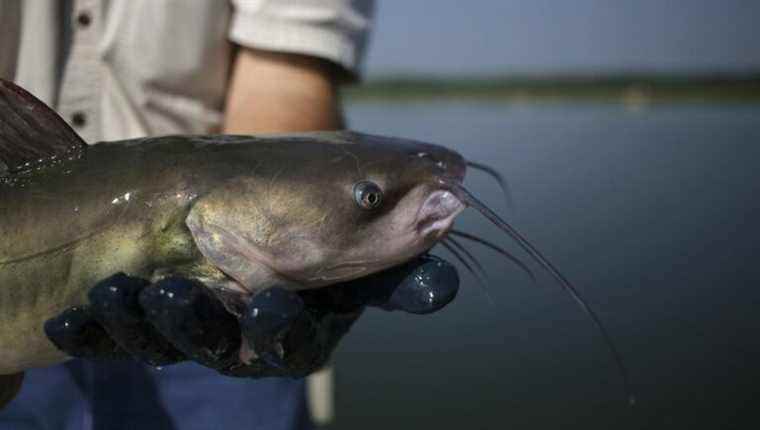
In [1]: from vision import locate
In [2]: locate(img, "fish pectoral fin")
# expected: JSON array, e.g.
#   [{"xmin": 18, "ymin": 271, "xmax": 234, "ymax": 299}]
[
  {"xmin": 0, "ymin": 79, "xmax": 87, "ymax": 177},
  {"xmin": 185, "ymin": 207, "xmax": 281, "ymax": 294}
]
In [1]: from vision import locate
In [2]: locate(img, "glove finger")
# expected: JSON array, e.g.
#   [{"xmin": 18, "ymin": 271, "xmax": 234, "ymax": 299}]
[
  {"xmin": 88, "ymin": 273, "xmax": 185, "ymax": 366},
  {"xmin": 322, "ymin": 255, "xmax": 460, "ymax": 314},
  {"xmin": 239, "ymin": 287, "xmax": 305, "ymax": 370},
  {"xmin": 228, "ymin": 291, "xmax": 362, "ymax": 379},
  {"xmin": 380, "ymin": 254, "xmax": 459, "ymax": 314},
  {"xmin": 44, "ymin": 306, "xmax": 127, "ymax": 359},
  {"xmin": 281, "ymin": 306, "xmax": 362, "ymax": 376},
  {"xmin": 139, "ymin": 277, "xmax": 241, "ymax": 370}
]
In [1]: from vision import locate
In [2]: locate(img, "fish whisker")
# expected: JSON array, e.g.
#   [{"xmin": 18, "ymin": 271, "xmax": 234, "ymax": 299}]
[
  {"xmin": 466, "ymin": 160, "xmax": 514, "ymax": 214},
  {"xmin": 440, "ymin": 239, "xmax": 493, "ymax": 304},
  {"xmin": 449, "ymin": 229, "xmax": 536, "ymax": 283},
  {"xmin": 444, "ymin": 236, "xmax": 488, "ymax": 280},
  {"xmin": 447, "ymin": 181, "xmax": 635, "ymax": 406},
  {"xmin": 447, "ymin": 236, "xmax": 497, "ymax": 304}
]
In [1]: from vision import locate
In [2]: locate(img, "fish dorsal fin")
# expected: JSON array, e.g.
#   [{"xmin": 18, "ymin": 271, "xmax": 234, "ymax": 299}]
[{"xmin": 0, "ymin": 79, "xmax": 87, "ymax": 176}]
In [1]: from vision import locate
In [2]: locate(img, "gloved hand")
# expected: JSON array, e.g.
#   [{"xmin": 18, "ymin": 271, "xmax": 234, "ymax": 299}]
[
  {"xmin": 0, "ymin": 255, "xmax": 458, "ymax": 410},
  {"xmin": 40, "ymin": 254, "xmax": 459, "ymax": 379}
]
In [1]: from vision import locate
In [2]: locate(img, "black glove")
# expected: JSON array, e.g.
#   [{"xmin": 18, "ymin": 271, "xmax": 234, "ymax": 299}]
[{"xmin": 44, "ymin": 255, "xmax": 459, "ymax": 378}]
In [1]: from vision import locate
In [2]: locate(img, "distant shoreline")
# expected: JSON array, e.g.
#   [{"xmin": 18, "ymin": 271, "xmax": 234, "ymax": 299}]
[{"xmin": 344, "ymin": 74, "xmax": 760, "ymax": 103}]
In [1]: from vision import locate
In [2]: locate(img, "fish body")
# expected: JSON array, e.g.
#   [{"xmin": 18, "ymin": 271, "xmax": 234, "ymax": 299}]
[
  {"xmin": 0, "ymin": 80, "xmax": 466, "ymax": 374},
  {"xmin": 1, "ymin": 136, "xmax": 250, "ymax": 372}
]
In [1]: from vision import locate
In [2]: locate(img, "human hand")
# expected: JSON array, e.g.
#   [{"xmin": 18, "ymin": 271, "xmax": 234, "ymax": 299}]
[{"xmin": 40, "ymin": 255, "xmax": 459, "ymax": 379}]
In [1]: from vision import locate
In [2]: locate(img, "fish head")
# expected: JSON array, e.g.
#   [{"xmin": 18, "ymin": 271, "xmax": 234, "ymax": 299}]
[{"xmin": 186, "ymin": 131, "xmax": 467, "ymax": 291}]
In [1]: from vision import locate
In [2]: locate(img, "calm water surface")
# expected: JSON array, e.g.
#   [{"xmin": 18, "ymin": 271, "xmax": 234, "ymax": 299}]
[{"xmin": 329, "ymin": 101, "xmax": 760, "ymax": 429}]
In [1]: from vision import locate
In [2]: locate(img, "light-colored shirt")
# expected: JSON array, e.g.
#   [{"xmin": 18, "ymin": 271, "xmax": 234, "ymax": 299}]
[
  {"xmin": 0, "ymin": 1, "xmax": 373, "ymax": 426},
  {"xmin": 0, "ymin": 0, "xmax": 373, "ymax": 143}
]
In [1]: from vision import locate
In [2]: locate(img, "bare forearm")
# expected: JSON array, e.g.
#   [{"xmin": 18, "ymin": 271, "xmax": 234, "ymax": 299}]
[{"xmin": 222, "ymin": 47, "xmax": 346, "ymax": 134}]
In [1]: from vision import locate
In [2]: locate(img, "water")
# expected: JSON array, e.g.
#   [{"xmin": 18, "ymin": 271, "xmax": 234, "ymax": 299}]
[{"xmin": 328, "ymin": 101, "xmax": 760, "ymax": 429}]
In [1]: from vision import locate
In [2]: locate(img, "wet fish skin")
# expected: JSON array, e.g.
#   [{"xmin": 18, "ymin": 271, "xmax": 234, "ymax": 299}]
[
  {"xmin": 0, "ymin": 134, "xmax": 465, "ymax": 374},
  {"xmin": 1, "ymin": 79, "xmax": 467, "ymax": 375}
]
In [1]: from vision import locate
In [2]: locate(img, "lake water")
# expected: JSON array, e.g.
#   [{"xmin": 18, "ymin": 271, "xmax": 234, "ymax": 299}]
[{"xmin": 329, "ymin": 101, "xmax": 760, "ymax": 429}]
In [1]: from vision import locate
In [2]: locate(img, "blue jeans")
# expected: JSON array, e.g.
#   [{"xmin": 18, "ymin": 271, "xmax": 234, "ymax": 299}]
[{"xmin": 0, "ymin": 360, "xmax": 312, "ymax": 430}]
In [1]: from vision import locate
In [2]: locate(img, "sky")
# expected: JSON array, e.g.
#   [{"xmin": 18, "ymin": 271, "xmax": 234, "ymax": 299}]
[{"xmin": 363, "ymin": 0, "xmax": 760, "ymax": 77}]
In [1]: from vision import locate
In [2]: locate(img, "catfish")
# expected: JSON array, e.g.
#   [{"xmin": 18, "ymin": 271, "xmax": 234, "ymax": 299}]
[
  {"xmin": 0, "ymin": 79, "xmax": 467, "ymax": 374},
  {"xmin": 0, "ymin": 79, "xmax": 633, "ymax": 404}
]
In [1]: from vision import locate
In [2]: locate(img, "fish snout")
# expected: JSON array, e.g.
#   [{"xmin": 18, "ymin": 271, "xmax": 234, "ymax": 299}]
[
  {"xmin": 415, "ymin": 149, "xmax": 467, "ymax": 238},
  {"xmin": 411, "ymin": 144, "xmax": 467, "ymax": 185},
  {"xmin": 436, "ymin": 150, "xmax": 467, "ymax": 184},
  {"xmin": 445, "ymin": 153, "xmax": 467, "ymax": 183}
]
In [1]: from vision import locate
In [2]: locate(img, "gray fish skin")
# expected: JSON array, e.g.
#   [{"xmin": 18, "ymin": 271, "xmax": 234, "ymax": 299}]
[{"xmin": 0, "ymin": 132, "xmax": 467, "ymax": 374}]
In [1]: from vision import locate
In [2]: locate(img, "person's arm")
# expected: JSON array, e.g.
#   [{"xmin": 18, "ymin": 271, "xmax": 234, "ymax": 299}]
[
  {"xmin": 222, "ymin": 47, "xmax": 346, "ymax": 134},
  {"xmin": 224, "ymin": 0, "xmax": 374, "ymax": 133},
  {"xmin": 220, "ymin": 46, "xmax": 350, "ymax": 425}
]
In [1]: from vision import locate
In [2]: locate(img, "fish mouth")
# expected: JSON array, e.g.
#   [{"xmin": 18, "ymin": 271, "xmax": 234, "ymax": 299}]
[
  {"xmin": 413, "ymin": 147, "xmax": 468, "ymax": 239},
  {"xmin": 416, "ymin": 190, "xmax": 466, "ymax": 238}
]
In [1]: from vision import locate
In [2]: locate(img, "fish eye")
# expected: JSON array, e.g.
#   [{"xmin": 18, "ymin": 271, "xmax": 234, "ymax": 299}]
[{"xmin": 353, "ymin": 181, "xmax": 383, "ymax": 210}]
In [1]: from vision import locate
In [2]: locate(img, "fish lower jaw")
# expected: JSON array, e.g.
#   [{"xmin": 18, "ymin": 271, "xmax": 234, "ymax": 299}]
[{"xmin": 418, "ymin": 219, "xmax": 455, "ymax": 240}]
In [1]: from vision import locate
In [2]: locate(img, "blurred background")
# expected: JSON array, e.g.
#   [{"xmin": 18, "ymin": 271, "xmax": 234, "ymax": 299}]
[{"xmin": 330, "ymin": 1, "xmax": 760, "ymax": 429}]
